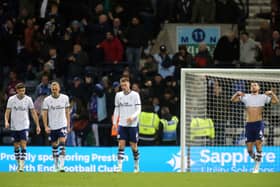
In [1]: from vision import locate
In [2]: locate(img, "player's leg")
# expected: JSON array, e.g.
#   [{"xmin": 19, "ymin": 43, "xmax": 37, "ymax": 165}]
[
  {"xmin": 117, "ymin": 126, "xmax": 126, "ymax": 172},
  {"xmin": 57, "ymin": 127, "xmax": 67, "ymax": 172},
  {"xmin": 12, "ymin": 131, "xmax": 21, "ymax": 172},
  {"xmin": 129, "ymin": 127, "xmax": 140, "ymax": 173},
  {"xmin": 50, "ymin": 130, "xmax": 59, "ymax": 171},
  {"xmin": 58, "ymin": 137, "xmax": 66, "ymax": 172},
  {"xmin": 19, "ymin": 140, "xmax": 27, "ymax": 172},
  {"xmin": 253, "ymin": 122, "xmax": 265, "ymax": 173},
  {"xmin": 245, "ymin": 123, "xmax": 255, "ymax": 159},
  {"xmin": 246, "ymin": 142, "xmax": 255, "ymax": 159},
  {"xmin": 13, "ymin": 141, "xmax": 20, "ymax": 172},
  {"xmin": 18, "ymin": 130, "xmax": 28, "ymax": 172}
]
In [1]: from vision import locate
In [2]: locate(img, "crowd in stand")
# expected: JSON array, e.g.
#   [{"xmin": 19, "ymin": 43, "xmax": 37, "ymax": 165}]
[{"xmin": 0, "ymin": 0, "xmax": 280, "ymax": 146}]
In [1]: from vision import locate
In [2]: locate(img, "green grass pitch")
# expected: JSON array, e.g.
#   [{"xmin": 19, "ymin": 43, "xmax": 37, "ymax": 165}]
[{"xmin": 0, "ymin": 173, "xmax": 280, "ymax": 187}]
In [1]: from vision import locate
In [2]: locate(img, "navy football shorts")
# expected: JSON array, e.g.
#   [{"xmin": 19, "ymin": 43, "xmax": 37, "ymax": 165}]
[
  {"xmin": 50, "ymin": 127, "xmax": 67, "ymax": 142},
  {"xmin": 11, "ymin": 129, "xmax": 29, "ymax": 142},
  {"xmin": 117, "ymin": 126, "xmax": 138, "ymax": 143},
  {"xmin": 245, "ymin": 121, "xmax": 265, "ymax": 143}
]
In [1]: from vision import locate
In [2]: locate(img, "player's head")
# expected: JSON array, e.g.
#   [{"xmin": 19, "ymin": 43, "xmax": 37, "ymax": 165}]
[
  {"xmin": 120, "ymin": 77, "xmax": 130, "ymax": 93},
  {"xmin": 51, "ymin": 81, "xmax": 61, "ymax": 95},
  {"xmin": 15, "ymin": 83, "xmax": 26, "ymax": 97},
  {"xmin": 250, "ymin": 82, "xmax": 260, "ymax": 94}
]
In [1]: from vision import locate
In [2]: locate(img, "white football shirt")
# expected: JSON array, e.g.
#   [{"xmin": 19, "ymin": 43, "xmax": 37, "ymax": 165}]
[
  {"xmin": 6, "ymin": 95, "xmax": 34, "ymax": 130},
  {"xmin": 240, "ymin": 94, "xmax": 271, "ymax": 107},
  {"xmin": 113, "ymin": 90, "xmax": 141, "ymax": 127},
  {"xmin": 42, "ymin": 94, "xmax": 70, "ymax": 130}
]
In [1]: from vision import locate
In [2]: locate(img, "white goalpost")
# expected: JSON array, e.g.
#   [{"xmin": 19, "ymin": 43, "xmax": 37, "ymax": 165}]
[{"xmin": 180, "ymin": 69, "xmax": 280, "ymax": 172}]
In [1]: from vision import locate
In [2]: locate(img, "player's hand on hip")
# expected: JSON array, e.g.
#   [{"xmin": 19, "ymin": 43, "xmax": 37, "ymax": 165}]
[
  {"xmin": 126, "ymin": 117, "xmax": 134, "ymax": 124},
  {"xmin": 36, "ymin": 126, "xmax": 41, "ymax": 135},
  {"xmin": 45, "ymin": 126, "xmax": 51, "ymax": 134}
]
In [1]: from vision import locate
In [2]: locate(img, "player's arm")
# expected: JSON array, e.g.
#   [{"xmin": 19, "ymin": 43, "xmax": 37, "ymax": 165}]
[
  {"xmin": 65, "ymin": 107, "xmax": 70, "ymax": 132},
  {"xmin": 30, "ymin": 108, "xmax": 41, "ymax": 134},
  {"xmin": 42, "ymin": 109, "xmax": 50, "ymax": 134},
  {"xmin": 231, "ymin": 91, "xmax": 245, "ymax": 102},
  {"xmin": 113, "ymin": 94, "xmax": 120, "ymax": 125},
  {"xmin": 265, "ymin": 90, "xmax": 280, "ymax": 104},
  {"xmin": 4, "ymin": 108, "xmax": 11, "ymax": 129}
]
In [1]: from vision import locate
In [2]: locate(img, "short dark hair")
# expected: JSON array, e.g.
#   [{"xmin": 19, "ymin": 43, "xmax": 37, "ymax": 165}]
[
  {"xmin": 241, "ymin": 31, "xmax": 249, "ymax": 36},
  {"xmin": 15, "ymin": 83, "xmax": 25, "ymax": 90},
  {"xmin": 120, "ymin": 77, "xmax": 130, "ymax": 83}
]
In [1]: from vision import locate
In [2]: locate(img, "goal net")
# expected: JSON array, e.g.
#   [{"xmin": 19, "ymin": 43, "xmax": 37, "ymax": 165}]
[{"xmin": 180, "ymin": 69, "xmax": 280, "ymax": 172}]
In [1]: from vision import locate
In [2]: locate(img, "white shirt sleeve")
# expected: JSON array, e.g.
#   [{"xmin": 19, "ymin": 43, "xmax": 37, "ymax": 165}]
[
  {"xmin": 130, "ymin": 92, "xmax": 141, "ymax": 119},
  {"xmin": 28, "ymin": 97, "xmax": 35, "ymax": 109},
  {"xmin": 65, "ymin": 96, "xmax": 70, "ymax": 108},
  {"xmin": 42, "ymin": 98, "xmax": 48, "ymax": 110},
  {"xmin": 264, "ymin": 94, "xmax": 271, "ymax": 104},
  {"xmin": 6, "ymin": 97, "xmax": 12, "ymax": 109}
]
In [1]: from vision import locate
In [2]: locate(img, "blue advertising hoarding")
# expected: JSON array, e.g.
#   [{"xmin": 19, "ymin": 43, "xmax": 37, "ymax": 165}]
[{"xmin": 0, "ymin": 146, "xmax": 279, "ymax": 172}]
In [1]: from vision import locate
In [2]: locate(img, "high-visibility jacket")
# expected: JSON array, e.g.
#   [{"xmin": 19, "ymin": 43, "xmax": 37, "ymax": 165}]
[
  {"xmin": 160, "ymin": 116, "xmax": 178, "ymax": 141},
  {"xmin": 190, "ymin": 118, "xmax": 215, "ymax": 140},
  {"xmin": 139, "ymin": 112, "xmax": 160, "ymax": 138}
]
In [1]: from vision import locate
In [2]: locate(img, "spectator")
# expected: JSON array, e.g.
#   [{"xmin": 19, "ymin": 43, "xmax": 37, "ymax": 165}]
[
  {"xmin": 215, "ymin": 0, "xmax": 244, "ymax": 24},
  {"xmin": 44, "ymin": 2, "xmax": 65, "ymax": 41},
  {"xmin": 112, "ymin": 17, "xmax": 125, "ymax": 41},
  {"xmin": 152, "ymin": 73, "xmax": 164, "ymax": 99},
  {"xmin": 172, "ymin": 44, "xmax": 193, "ymax": 79},
  {"xmin": 140, "ymin": 54, "xmax": 158, "ymax": 79},
  {"xmin": 213, "ymin": 31, "xmax": 239, "ymax": 68},
  {"xmin": 24, "ymin": 17, "xmax": 36, "ymax": 53},
  {"xmin": 88, "ymin": 83, "xmax": 108, "ymax": 146},
  {"xmin": 271, "ymin": 47, "xmax": 280, "ymax": 68},
  {"xmin": 34, "ymin": 74, "xmax": 51, "ymax": 98},
  {"xmin": 5, "ymin": 70, "xmax": 21, "ymax": 99},
  {"xmin": 66, "ymin": 44, "xmax": 89, "ymax": 80},
  {"xmin": 194, "ymin": 42, "xmax": 213, "ymax": 68},
  {"xmin": 69, "ymin": 20, "xmax": 86, "ymax": 46},
  {"xmin": 160, "ymin": 88, "xmax": 177, "ymax": 116},
  {"xmin": 84, "ymin": 14, "xmax": 111, "ymax": 66},
  {"xmin": 138, "ymin": 103, "xmax": 160, "ymax": 145},
  {"xmin": 68, "ymin": 76, "xmax": 87, "ymax": 104},
  {"xmin": 239, "ymin": 31, "xmax": 262, "ymax": 68},
  {"xmin": 176, "ymin": 0, "xmax": 192, "ymax": 23},
  {"xmin": 0, "ymin": 18, "xmax": 17, "ymax": 68},
  {"xmin": 124, "ymin": 16, "xmax": 147, "ymax": 72},
  {"xmin": 154, "ymin": 45, "xmax": 175, "ymax": 78},
  {"xmin": 207, "ymin": 79, "xmax": 227, "ymax": 145},
  {"xmin": 110, "ymin": 4, "xmax": 129, "ymax": 27},
  {"xmin": 97, "ymin": 31, "xmax": 124, "ymax": 64},
  {"xmin": 71, "ymin": 97, "xmax": 89, "ymax": 146},
  {"xmin": 158, "ymin": 106, "xmax": 179, "ymax": 145},
  {"xmin": 45, "ymin": 47, "xmax": 64, "ymax": 79},
  {"xmin": 261, "ymin": 30, "xmax": 280, "ymax": 67},
  {"xmin": 191, "ymin": 0, "xmax": 215, "ymax": 23}
]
